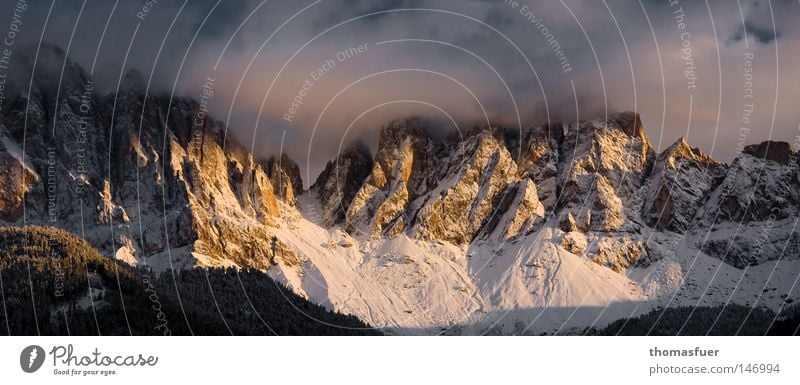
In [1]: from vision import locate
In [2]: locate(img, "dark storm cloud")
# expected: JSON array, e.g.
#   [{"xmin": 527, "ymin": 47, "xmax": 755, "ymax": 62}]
[
  {"xmin": 2, "ymin": 0, "xmax": 800, "ymax": 181},
  {"xmin": 310, "ymin": 0, "xmax": 422, "ymax": 27},
  {"xmin": 730, "ymin": 20, "xmax": 780, "ymax": 44},
  {"xmin": 746, "ymin": 21, "xmax": 780, "ymax": 43}
]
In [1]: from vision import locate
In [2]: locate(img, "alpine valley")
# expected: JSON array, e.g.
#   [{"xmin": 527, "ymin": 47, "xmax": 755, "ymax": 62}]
[{"xmin": 2, "ymin": 45, "xmax": 799, "ymax": 335}]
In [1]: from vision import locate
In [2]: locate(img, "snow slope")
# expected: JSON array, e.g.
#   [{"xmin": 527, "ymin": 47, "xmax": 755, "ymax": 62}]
[{"xmin": 262, "ymin": 200, "xmax": 800, "ymax": 335}]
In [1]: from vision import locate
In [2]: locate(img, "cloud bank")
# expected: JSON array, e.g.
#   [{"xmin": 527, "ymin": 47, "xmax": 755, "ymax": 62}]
[{"xmin": 2, "ymin": 0, "xmax": 799, "ymax": 181}]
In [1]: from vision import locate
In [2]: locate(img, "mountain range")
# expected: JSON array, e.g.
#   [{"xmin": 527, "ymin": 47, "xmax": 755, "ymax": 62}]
[{"xmin": 1, "ymin": 45, "xmax": 798, "ymax": 335}]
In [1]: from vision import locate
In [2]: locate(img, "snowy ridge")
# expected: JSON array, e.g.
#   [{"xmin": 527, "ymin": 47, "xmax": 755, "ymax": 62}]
[{"xmin": 263, "ymin": 200, "xmax": 800, "ymax": 334}]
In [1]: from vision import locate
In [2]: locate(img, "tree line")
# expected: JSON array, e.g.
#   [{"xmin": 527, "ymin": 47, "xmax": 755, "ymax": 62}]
[
  {"xmin": 588, "ymin": 304, "xmax": 799, "ymax": 336},
  {"xmin": 0, "ymin": 225, "xmax": 380, "ymax": 336}
]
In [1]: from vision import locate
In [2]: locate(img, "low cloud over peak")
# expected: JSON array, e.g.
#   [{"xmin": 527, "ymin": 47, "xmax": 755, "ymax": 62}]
[{"xmin": 3, "ymin": 0, "xmax": 800, "ymax": 178}]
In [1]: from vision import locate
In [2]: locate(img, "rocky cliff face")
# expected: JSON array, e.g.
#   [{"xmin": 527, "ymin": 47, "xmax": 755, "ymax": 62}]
[
  {"xmin": 694, "ymin": 142, "xmax": 800, "ymax": 267},
  {"xmin": 412, "ymin": 129, "xmax": 540, "ymax": 244},
  {"xmin": 642, "ymin": 137, "xmax": 727, "ymax": 232},
  {"xmin": 556, "ymin": 112, "xmax": 655, "ymax": 234},
  {"xmin": 742, "ymin": 141, "xmax": 794, "ymax": 165},
  {"xmin": 516, "ymin": 123, "xmax": 563, "ymax": 212},
  {"xmin": 265, "ymin": 154, "xmax": 303, "ymax": 206},
  {"xmin": 312, "ymin": 141, "xmax": 373, "ymax": 227},
  {"xmin": 345, "ymin": 118, "xmax": 436, "ymax": 236},
  {"xmin": 0, "ymin": 134, "xmax": 39, "ymax": 221},
  {"xmin": 0, "ymin": 45, "xmax": 293, "ymax": 270},
  {"xmin": 305, "ymin": 111, "xmax": 799, "ymax": 271}
]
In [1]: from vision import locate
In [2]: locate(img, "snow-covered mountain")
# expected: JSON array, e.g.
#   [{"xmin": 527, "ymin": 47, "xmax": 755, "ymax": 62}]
[{"xmin": 2, "ymin": 45, "xmax": 799, "ymax": 334}]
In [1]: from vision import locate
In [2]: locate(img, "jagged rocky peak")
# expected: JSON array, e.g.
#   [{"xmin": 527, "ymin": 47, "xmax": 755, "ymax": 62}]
[
  {"xmin": 517, "ymin": 123, "xmax": 563, "ymax": 212},
  {"xmin": 701, "ymin": 140, "xmax": 799, "ymax": 224},
  {"xmin": 642, "ymin": 137, "xmax": 726, "ymax": 233},
  {"xmin": 479, "ymin": 178, "xmax": 545, "ymax": 242},
  {"xmin": 412, "ymin": 129, "xmax": 529, "ymax": 244},
  {"xmin": 1, "ymin": 44, "xmax": 95, "ymax": 144},
  {"xmin": 345, "ymin": 117, "xmax": 436, "ymax": 235},
  {"xmin": 663, "ymin": 137, "xmax": 719, "ymax": 167},
  {"xmin": 614, "ymin": 111, "xmax": 649, "ymax": 142},
  {"xmin": 313, "ymin": 141, "xmax": 373, "ymax": 227},
  {"xmin": 370, "ymin": 117, "xmax": 437, "ymax": 196},
  {"xmin": 121, "ymin": 69, "xmax": 147, "ymax": 92},
  {"xmin": 742, "ymin": 140, "xmax": 794, "ymax": 165},
  {"xmin": 265, "ymin": 154, "xmax": 303, "ymax": 206},
  {"xmin": 453, "ymin": 124, "xmax": 520, "ymax": 149},
  {"xmin": 6, "ymin": 44, "xmax": 90, "ymax": 98},
  {"xmin": 0, "ymin": 44, "xmax": 290, "ymax": 270},
  {"xmin": 693, "ymin": 140, "xmax": 800, "ymax": 267},
  {"xmin": 557, "ymin": 111, "xmax": 656, "ymax": 233}
]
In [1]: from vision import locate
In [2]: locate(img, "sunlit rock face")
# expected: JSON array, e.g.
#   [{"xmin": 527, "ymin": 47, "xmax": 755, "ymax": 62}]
[
  {"xmin": 312, "ymin": 141, "xmax": 373, "ymax": 227},
  {"xmin": 413, "ymin": 130, "xmax": 529, "ymax": 244},
  {"xmin": 555, "ymin": 112, "xmax": 655, "ymax": 235},
  {"xmin": 345, "ymin": 118, "xmax": 436, "ymax": 236},
  {"xmin": 265, "ymin": 154, "xmax": 303, "ymax": 206},
  {"xmin": 0, "ymin": 45, "xmax": 289, "ymax": 269},
  {"xmin": 517, "ymin": 123, "xmax": 563, "ymax": 213}
]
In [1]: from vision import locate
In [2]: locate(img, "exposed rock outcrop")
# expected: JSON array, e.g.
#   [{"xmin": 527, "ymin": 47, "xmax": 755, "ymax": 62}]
[
  {"xmin": 742, "ymin": 141, "xmax": 793, "ymax": 165},
  {"xmin": 0, "ymin": 134, "xmax": 40, "ymax": 221},
  {"xmin": 517, "ymin": 123, "xmax": 563, "ymax": 212},
  {"xmin": 556, "ymin": 112, "xmax": 655, "ymax": 233},
  {"xmin": 482, "ymin": 178, "xmax": 545, "ymax": 241},
  {"xmin": 0, "ymin": 45, "xmax": 285, "ymax": 269},
  {"xmin": 413, "ymin": 130, "xmax": 524, "ymax": 244},
  {"xmin": 345, "ymin": 118, "xmax": 436, "ymax": 235},
  {"xmin": 312, "ymin": 141, "xmax": 373, "ymax": 227},
  {"xmin": 694, "ymin": 142, "xmax": 800, "ymax": 267},
  {"xmin": 265, "ymin": 154, "xmax": 303, "ymax": 206},
  {"xmin": 642, "ymin": 137, "xmax": 727, "ymax": 232}
]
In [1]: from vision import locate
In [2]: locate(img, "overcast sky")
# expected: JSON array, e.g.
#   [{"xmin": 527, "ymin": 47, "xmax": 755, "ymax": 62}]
[{"xmin": 3, "ymin": 0, "xmax": 799, "ymax": 182}]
